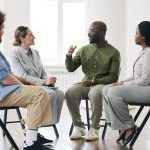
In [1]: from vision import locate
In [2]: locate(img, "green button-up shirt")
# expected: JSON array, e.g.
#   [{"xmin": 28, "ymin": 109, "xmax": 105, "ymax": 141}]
[{"xmin": 65, "ymin": 41, "xmax": 120, "ymax": 85}]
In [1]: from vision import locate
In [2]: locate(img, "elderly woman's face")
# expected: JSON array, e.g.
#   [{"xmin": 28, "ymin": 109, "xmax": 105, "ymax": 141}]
[{"xmin": 135, "ymin": 27, "xmax": 144, "ymax": 45}]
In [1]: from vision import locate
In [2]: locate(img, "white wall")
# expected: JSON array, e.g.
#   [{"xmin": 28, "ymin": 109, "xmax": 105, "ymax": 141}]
[
  {"xmin": 0, "ymin": 0, "xmax": 128, "ymax": 80},
  {"xmin": 87, "ymin": 0, "xmax": 127, "ymax": 80},
  {"xmin": 4, "ymin": 0, "xmax": 150, "ymax": 81},
  {"xmin": 126, "ymin": 0, "xmax": 150, "ymax": 77},
  {"xmin": 2, "ymin": 0, "xmax": 30, "ymax": 56}
]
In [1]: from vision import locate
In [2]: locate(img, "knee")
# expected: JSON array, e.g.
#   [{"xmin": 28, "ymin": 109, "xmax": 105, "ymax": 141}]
[
  {"xmin": 65, "ymin": 87, "xmax": 75, "ymax": 99},
  {"xmin": 37, "ymin": 87, "xmax": 48, "ymax": 96},
  {"xmin": 88, "ymin": 87, "xmax": 102, "ymax": 99},
  {"xmin": 38, "ymin": 88, "xmax": 49, "ymax": 102},
  {"xmin": 107, "ymin": 87, "xmax": 120, "ymax": 102},
  {"xmin": 48, "ymin": 91, "xmax": 57, "ymax": 101},
  {"xmin": 102, "ymin": 84, "xmax": 112, "ymax": 96}
]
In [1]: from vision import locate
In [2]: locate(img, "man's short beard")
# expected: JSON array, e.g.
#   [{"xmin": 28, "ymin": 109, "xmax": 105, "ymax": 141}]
[
  {"xmin": 89, "ymin": 35, "xmax": 99, "ymax": 44},
  {"xmin": 89, "ymin": 38, "xmax": 99, "ymax": 44}
]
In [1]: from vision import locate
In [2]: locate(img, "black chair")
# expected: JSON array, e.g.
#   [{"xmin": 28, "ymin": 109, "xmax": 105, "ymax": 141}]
[
  {"xmin": 0, "ymin": 118, "xmax": 19, "ymax": 150},
  {"xmin": 103, "ymin": 103, "xmax": 150, "ymax": 148},
  {"xmin": 0, "ymin": 106, "xmax": 25, "ymax": 135},
  {"xmin": 69, "ymin": 98, "xmax": 107, "ymax": 139},
  {"xmin": 42, "ymin": 124, "xmax": 59, "ymax": 138},
  {"xmin": 0, "ymin": 106, "xmax": 22, "ymax": 150},
  {"xmin": 0, "ymin": 106, "xmax": 59, "ymax": 138},
  {"xmin": 128, "ymin": 103, "xmax": 150, "ymax": 148}
]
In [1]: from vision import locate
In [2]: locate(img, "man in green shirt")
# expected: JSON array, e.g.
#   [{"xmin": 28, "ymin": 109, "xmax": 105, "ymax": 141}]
[{"xmin": 65, "ymin": 21, "xmax": 120, "ymax": 141}]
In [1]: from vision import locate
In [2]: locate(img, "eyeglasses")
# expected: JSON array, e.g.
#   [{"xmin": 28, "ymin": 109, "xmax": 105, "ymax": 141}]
[{"xmin": 88, "ymin": 29, "xmax": 98, "ymax": 33}]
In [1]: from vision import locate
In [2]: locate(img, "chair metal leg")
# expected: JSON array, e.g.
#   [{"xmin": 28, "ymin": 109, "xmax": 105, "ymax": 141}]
[
  {"xmin": 3, "ymin": 109, "xmax": 7, "ymax": 126},
  {"xmin": 85, "ymin": 100, "xmax": 90, "ymax": 130},
  {"xmin": 134, "ymin": 106, "xmax": 144, "ymax": 122},
  {"xmin": 69, "ymin": 99, "xmax": 91, "ymax": 136},
  {"xmin": 16, "ymin": 108, "xmax": 25, "ymax": 131},
  {"xmin": 52, "ymin": 124, "xmax": 59, "ymax": 138},
  {"xmin": 0, "ymin": 119, "xmax": 19, "ymax": 150},
  {"xmin": 102, "ymin": 121, "xmax": 107, "ymax": 139},
  {"xmin": 129, "ymin": 109, "xmax": 150, "ymax": 148},
  {"xmin": 3, "ymin": 108, "xmax": 25, "ymax": 136},
  {"xmin": 69, "ymin": 122, "xmax": 74, "ymax": 136},
  {"xmin": 3, "ymin": 109, "xmax": 8, "ymax": 136}
]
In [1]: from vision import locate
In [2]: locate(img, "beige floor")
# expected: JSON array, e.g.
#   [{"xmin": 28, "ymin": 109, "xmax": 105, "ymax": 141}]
[{"xmin": 0, "ymin": 101, "xmax": 150, "ymax": 150}]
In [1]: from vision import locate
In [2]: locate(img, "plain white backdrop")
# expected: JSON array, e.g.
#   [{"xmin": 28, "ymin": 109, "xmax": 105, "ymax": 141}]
[{"xmin": 0, "ymin": 0, "xmax": 150, "ymax": 80}]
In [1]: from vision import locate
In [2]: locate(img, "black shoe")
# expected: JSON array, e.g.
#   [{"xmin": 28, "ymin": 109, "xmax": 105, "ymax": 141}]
[
  {"xmin": 122, "ymin": 126, "xmax": 137, "ymax": 147},
  {"xmin": 37, "ymin": 133, "xmax": 53, "ymax": 145},
  {"xmin": 116, "ymin": 131, "xmax": 126, "ymax": 142},
  {"xmin": 24, "ymin": 141, "xmax": 53, "ymax": 150}
]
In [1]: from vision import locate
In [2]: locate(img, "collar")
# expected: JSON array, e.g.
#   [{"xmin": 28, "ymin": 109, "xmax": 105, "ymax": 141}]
[
  {"xmin": 22, "ymin": 47, "xmax": 32, "ymax": 55},
  {"xmin": 93, "ymin": 40, "xmax": 108, "ymax": 48},
  {"xmin": 140, "ymin": 47, "xmax": 150, "ymax": 55}
]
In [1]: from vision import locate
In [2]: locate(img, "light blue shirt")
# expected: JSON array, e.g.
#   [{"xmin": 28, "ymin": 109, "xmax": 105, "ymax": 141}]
[{"xmin": 0, "ymin": 51, "xmax": 21, "ymax": 101}]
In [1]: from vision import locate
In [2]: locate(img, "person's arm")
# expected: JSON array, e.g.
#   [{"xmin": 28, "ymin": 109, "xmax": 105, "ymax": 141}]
[
  {"xmin": 65, "ymin": 46, "xmax": 81, "ymax": 72},
  {"xmin": 14, "ymin": 75, "xmax": 36, "ymax": 85},
  {"xmin": 2, "ymin": 74, "xmax": 22, "ymax": 85},
  {"xmin": 43, "ymin": 76, "xmax": 57, "ymax": 86},
  {"xmin": 1, "ymin": 73, "xmax": 34, "ymax": 86},
  {"xmin": 123, "ymin": 76, "xmax": 134, "ymax": 82},
  {"xmin": 0, "ymin": 67, "xmax": 22, "ymax": 85},
  {"xmin": 41, "ymin": 67, "xmax": 48, "ymax": 80},
  {"xmin": 96, "ymin": 50, "xmax": 120, "ymax": 84},
  {"xmin": 0, "ymin": 53, "xmax": 22, "ymax": 85}
]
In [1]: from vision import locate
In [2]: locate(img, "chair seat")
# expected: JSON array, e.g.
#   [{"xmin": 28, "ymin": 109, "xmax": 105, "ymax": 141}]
[
  {"xmin": 128, "ymin": 104, "xmax": 150, "ymax": 148},
  {"xmin": 0, "ymin": 106, "xmax": 59, "ymax": 138},
  {"xmin": 129, "ymin": 103, "xmax": 150, "ymax": 106},
  {"xmin": 0, "ymin": 106, "xmax": 19, "ymax": 109}
]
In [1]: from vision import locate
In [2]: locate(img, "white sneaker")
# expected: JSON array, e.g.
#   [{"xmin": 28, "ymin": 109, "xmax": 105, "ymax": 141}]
[
  {"xmin": 70, "ymin": 126, "xmax": 86, "ymax": 140},
  {"xmin": 85, "ymin": 127, "xmax": 99, "ymax": 141}
]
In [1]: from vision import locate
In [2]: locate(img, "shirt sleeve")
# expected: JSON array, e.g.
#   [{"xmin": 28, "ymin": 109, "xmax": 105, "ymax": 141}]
[
  {"xmin": 0, "ymin": 61, "xmax": 11, "ymax": 83},
  {"xmin": 65, "ymin": 49, "xmax": 81, "ymax": 72},
  {"xmin": 123, "ymin": 76, "xmax": 134, "ymax": 83}
]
